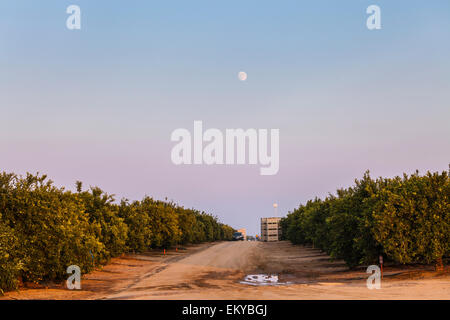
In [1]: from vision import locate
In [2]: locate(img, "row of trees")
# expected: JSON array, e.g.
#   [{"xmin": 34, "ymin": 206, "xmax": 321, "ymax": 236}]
[
  {"xmin": 281, "ymin": 170, "xmax": 449, "ymax": 269},
  {"xmin": 0, "ymin": 172, "xmax": 234, "ymax": 293}
]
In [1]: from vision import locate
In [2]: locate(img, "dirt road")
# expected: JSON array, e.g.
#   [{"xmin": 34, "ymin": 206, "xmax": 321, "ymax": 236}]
[
  {"xmin": 2, "ymin": 241, "xmax": 449, "ymax": 300},
  {"xmin": 105, "ymin": 241, "xmax": 260, "ymax": 299}
]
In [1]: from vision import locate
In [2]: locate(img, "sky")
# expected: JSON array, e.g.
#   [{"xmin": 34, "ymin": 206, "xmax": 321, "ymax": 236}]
[{"xmin": 1, "ymin": 1, "xmax": 449, "ymax": 235}]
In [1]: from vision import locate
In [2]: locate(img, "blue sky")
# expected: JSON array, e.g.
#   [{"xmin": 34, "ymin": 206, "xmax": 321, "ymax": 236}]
[{"xmin": 1, "ymin": 1, "xmax": 449, "ymax": 235}]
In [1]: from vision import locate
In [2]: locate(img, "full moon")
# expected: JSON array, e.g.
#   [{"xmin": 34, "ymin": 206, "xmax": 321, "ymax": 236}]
[{"xmin": 238, "ymin": 71, "xmax": 247, "ymax": 81}]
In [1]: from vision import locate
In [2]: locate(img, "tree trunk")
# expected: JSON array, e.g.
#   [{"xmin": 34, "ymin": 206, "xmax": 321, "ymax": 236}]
[
  {"xmin": 435, "ymin": 257, "xmax": 444, "ymax": 272},
  {"xmin": 17, "ymin": 275, "xmax": 23, "ymax": 287}
]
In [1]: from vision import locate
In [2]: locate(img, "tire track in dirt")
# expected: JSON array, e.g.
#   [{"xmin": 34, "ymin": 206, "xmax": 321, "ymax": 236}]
[
  {"xmin": 104, "ymin": 241, "xmax": 261, "ymax": 299},
  {"xmin": 96, "ymin": 242, "xmax": 220, "ymax": 300}
]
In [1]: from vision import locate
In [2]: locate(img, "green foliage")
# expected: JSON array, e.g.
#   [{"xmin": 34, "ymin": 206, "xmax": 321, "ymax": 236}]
[
  {"xmin": 118, "ymin": 198, "xmax": 234, "ymax": 252},
  {"xmin": 371, "ymin": 171, "xmax": 450, "ymax": 264},
  {"xmin": 177, "ymin": 207, "xmax": 199, "ymax": 244},
  {"xmin": 0, "ymin": 173, "xmax": 103, "ymax": 283},
  {"xmin": 0, "ymin": 171, "xmax": 234, "ymax": 292},
  {"xmin": 76, "ymin": 184, "xmax": 128, "ymax": 262},
  {"xmin": 141, "ymin": 198, "xmax": 181, "ymax": 248},
  {"xmin": 220, "ymin": 223, "xmax": 235, "ymax": 241},
  {"xmin": 0, "ymin": 218, "xmax": 22, "ymax": 293},
  {"xmin": 118, "ymin": 199, "xmax": 153, "ymax": 252},
  {"xmin": 282, "ymin": 170, "xmax": 449, "ymax": 268}
]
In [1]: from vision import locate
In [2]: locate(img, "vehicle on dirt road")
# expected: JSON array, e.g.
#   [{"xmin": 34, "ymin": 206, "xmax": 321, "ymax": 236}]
[{"xmin": 232, "ymin": 232, "xmax": 244, "ymax": 241}]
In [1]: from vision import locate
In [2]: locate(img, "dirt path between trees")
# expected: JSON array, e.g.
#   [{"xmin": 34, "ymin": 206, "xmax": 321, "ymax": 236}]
[{"xmin": 2, "ymin": 241, "xmax": 449, "ymax": 300}]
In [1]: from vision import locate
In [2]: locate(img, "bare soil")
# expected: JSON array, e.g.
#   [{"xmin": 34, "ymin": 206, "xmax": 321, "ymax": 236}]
[{"xmin": 2, "ymin": 241, "xmax": 449, "ymax": 300}]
